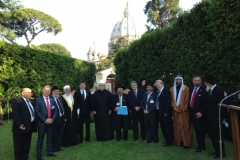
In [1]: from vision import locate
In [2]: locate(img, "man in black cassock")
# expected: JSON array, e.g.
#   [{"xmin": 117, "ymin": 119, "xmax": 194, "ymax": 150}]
[
  {"xmin": 92, "ymin": 80, "xmax": 113, "ymax": 141},
  {"xmin": 61, "ymin": 85, "xmax": 79, "ymax": 147},
  {"xmin": 112, "ymin": 84, "xmax": 132, "ymax": 141}
]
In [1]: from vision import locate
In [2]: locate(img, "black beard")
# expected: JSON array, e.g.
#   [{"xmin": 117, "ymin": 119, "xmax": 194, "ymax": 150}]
[{"xmin": 176, "ymin": 83, "xmax": 182, "ymax": 87}]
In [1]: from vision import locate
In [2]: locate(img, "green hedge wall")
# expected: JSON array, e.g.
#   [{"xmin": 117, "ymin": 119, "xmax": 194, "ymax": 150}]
[
  {"xmin": 114, "ymin": 0, "xmax": 240, "ymax": 92},
  {"xmin": 0, "ymin": 41, "xmax": 96, "ymax": 98}
]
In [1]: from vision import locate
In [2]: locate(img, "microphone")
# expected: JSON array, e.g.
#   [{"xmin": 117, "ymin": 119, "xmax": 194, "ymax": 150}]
[{"xmin": 219, "ymin": 90, "xmax": 240, "ymax": 160}]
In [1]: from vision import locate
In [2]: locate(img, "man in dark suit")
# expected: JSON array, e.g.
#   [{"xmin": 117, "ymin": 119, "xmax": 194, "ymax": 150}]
[
  {"xmin": 140, "ymin": 83, "xmax": 158, "ymax": 143},
  {"xmin": 112, "ymin": 84, "xmax": 132, "ymax": 141},
  {"xmin": 51, "ymin": 86, "xmax": 65, "ymax": 152},
  {"xmin": 34, "ymin": 85, "xmax": 58, "ymax": 160},
  {"xmin": 189, "ymin": 75, "xmax": 206, "ymax": 152},
  {"xmin": 204, "ymin": 75, "xmax": 226, "ymax": 159},
  {"xmin": 12, "ymin": 88, "xmax": 37, "ymax": 160},
  {"xmin": 155, "ymin": 80, "xmax": 173, "ymax": 146},
  {"xmin": 74, "ymin": 81, "xmax": 92, "ymax": 143},
  {"xmin": 128, "ymin": 81, "xmax": 146, "ymax": 141}
]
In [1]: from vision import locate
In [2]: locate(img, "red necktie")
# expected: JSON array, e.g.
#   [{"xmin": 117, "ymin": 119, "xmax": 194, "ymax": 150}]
[
  {"xmin": 190, "ymin": 88, "xmax": 197, "ymax": 108},
  {"xmin": 46, "ymin": 97, "xmax": 51, "ymax": 118}
]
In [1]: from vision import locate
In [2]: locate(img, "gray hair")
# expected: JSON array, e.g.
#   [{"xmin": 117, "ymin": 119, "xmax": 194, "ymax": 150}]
[
  {"xmin": 155, "ymin": 79, "xmax": 164, "ymax": 84},
  {"xmin": 130, "ymin": 81, "xmax": 137, "ymax": 85}
]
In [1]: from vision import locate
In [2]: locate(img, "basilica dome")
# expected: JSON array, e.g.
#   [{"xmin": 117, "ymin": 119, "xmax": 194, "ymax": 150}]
[{"xmin": 110, "ymin": 2, "xmax": 142, "ymax": 43}]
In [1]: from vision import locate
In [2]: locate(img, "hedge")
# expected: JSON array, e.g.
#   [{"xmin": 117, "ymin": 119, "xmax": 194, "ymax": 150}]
[
  {"xmin": 114, "ymin": 0, "xmax": 240, "ymax": 92},
  {"xmin": 0, "ymin": 41, "xmax": 96, "ymax": 100}
]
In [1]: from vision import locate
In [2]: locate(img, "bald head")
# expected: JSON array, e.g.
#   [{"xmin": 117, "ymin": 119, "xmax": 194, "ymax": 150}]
[{"xmin": 22, "ymin": 88, "xmax": 32, "ymax": 100}]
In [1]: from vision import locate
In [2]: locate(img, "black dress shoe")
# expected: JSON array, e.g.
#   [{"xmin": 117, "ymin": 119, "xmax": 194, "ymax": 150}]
[
  {"xmin": 164, "ymin": 143, "xmax": 172, "ymax": 147},
  {"xmin": 47, "ymin": 153, "xmax": 56, "ymax": 157},
  {"xmin": 196, "ymin": 149, "xmax": 204, "ymax": 152},
  {"xmin": 37, "ymin": 158, "xmax": 43, "ymax": 160}
]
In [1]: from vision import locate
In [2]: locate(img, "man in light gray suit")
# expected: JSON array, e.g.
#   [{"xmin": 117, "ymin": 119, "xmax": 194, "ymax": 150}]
[{"xmin": 34, "ymin": 85, "xmax": 58, "ymax": 160}]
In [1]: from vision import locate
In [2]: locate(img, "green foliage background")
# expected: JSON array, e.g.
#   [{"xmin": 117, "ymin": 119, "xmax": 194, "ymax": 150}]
[
  {"xmin": 114, "ymin": 0, "xmax": 240, "ymax": 92},
  {"xmin": 0, "ymin": 40, "xmax": 95, "ymax": 101}
]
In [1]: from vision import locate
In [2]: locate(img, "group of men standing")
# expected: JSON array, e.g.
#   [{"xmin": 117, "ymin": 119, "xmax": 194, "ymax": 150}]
[{"xmin": 12, "ymin": 74, "xmax": 229, "ymax": 160}]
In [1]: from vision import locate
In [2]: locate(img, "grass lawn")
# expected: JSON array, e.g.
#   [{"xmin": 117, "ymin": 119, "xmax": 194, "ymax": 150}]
[{"xmin": 0, "ymin": 120, "xmax": 234, "ymax": 160}]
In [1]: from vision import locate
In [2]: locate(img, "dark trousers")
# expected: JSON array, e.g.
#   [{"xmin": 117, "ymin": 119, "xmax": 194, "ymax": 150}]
[
  {"xmin": 132, "ymin": 110, "xmax": 146, "ymax": 140},
  {"xmin": 13, "ymin": 131, "xmax": 32, "ymax": 160},
  {"xmin": 207, "ymin": 119, "xmax": 225, "ymax": 156},
  {"xmin": 78, "ymin": 112, "xmax": 90, "ymax": 142},
  {"xmin": 53, "ymin": 117, "xmax": 64, "ymax": 151},
  {"xmin": 191, "ymin": 116, "xmax": 206, "ymax": 150},
  {"xmin": 36, "ymin": 124, "xmax": 54, "ymax": 158},
  {"xmin": 144, "ymin": 112, "xmax": 157, "ymax": 142},
  {"xmin": 159, "ymin": 115, "xmax": 174, "ymax": 144}
]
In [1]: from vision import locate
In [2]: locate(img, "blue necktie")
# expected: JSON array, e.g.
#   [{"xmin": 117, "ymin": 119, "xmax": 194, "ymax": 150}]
[{"xmin": 26, "ymin": 100, "xmax": 35, "ymax": 117}]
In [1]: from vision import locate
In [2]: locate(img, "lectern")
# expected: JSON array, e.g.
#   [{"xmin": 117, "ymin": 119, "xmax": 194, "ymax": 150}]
[{"xmin": 222, "ymin": 104, "xmax": 240, "ymax": 160}]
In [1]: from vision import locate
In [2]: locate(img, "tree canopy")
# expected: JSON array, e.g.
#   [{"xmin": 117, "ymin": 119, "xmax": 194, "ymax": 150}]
[
  {"xmin": 0, "ymin": 1, "xmax": 62, "ymax": 47},
  {"xmin": 37, "ymin": 43, "xmax": 72, "ymax": 57},
  {"xmin": 144, "ymin": 0, "xmax": 180, "ymax": 30}
]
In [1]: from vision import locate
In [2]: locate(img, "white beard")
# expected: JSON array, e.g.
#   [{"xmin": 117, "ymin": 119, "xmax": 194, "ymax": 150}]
[{"xmin": 206, "ymin": 86, "xmax": 211, "ymax": 92}]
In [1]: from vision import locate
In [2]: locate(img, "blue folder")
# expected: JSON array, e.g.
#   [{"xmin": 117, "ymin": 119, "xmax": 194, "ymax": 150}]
[{"xmin": 117, "ymin": 106, "xmax": 128, "ymax": 115}]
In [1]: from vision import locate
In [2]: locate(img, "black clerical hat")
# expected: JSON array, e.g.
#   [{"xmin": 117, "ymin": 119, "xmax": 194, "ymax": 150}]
[
  {"xmin": 203, "ymin": 75, "xmax": 217, "ymax": 85},
  {"xmin": 115, "ymin": 84, "xmax": 125, "ymax": 90},
  {"xmin": 51, "ymin": 86, "xmax": 60, "ymax": 92}
]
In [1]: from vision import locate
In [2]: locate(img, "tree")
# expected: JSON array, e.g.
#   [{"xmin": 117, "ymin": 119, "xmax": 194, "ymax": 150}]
[
  {"xmin": 0, "ymin": 0, "xmax": 21, "ymax": 42},
  {"xmin": 108, "ymin": 37, "xmax": 129, "ymax": 59},
  {"xmin": 144, "ymin": 0, "xmax": 180, "ymax": 29},
  {"xmin": 96, "ymin": 37, "xmax": 129, "ymax": 71},
  {"xmin": 1, "ymin": 6, "xmax": 62, "ymax": 47},
  {"xmin": 38, "ymin": 43, "xmax": 72, "ymax": 57}
]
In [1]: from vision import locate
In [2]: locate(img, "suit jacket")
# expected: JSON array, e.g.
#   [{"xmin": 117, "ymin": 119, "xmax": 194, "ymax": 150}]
[
  {"xmin": 34, "ymin": 96, "xmax": 58, "ymax": 127},
  {"xmin": 74, "ymin": 89, "xmax": 92, "ymax": 114},
  {"xmin": 140, "ymin": 92, "xmax": 157, "ymax": 114},
  {"xmin": 205, "ymin": 85, "xmax": 224, "ymax": 121},
  {"xmin": 157, "ymin": 88, "xmax": 172, "ymax": 118},
  {"xmin": 50, "ymin": 96, "xmax": 66, "ymax": 126},
  {"xmin": 112, "ymin": 93, "xmax": 129, "ymax": 110},
  {"xmin": 12, "ymin": 97, "xmax": 37, "ymax": 133},
  {"xmin": 128, "ymin": 88, "xmax": 145, "ymax": 110},
  {"xmin": 189, "ymin": 86, "xmax": 206, "ymax": 119}
]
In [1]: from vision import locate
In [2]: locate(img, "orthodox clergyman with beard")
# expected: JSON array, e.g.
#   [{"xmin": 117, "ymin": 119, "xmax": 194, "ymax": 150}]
[
  {"xmin": 170, "ymin": 75, "xmax": 193, "ymax": 148},
  {"xmin": 203, "ymin": 75, "xmax": 226, "ymax": 159},
  {"xmin": 92, "ymin": 80, "xmax": 113, "ymax": 141},
  {"xmin": 61, "ymin": 85, "xmax": 79, "ymax": 147}
]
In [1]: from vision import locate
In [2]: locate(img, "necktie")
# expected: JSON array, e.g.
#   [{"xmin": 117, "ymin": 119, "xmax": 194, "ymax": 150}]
[
  {"xmin": 57, "ymin": 98, "xmax": 64, "ymax": 116},
  {"xmin": 119, "ymin": 94, "xmax": 122, "ymax": 106},
  {"xmin": 155, "ymin": 90, "xmax": 161, "ymax": 109},
  {"xmin": 190, "ymin": 88, "xmax": 197, "ymax": 108},
  {"xmin": 82, "ymin": 90, "xmax": 85, "ymax": 100},
  {"xmin": 46, "ymin": 97, "xmax": 51, "ymax": 118},
  {"xmin": 134, "ymin": 90, "xmax": 137, "ymax": 98},
  {"xmin": 26, "ymin": 100, "xmax": 34, "ymax": 117}
]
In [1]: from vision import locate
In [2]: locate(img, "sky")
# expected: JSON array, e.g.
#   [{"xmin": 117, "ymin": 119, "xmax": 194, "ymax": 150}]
[{"xmin": 16, "ymin": 0, "xmax": 202, "ymax": 60}]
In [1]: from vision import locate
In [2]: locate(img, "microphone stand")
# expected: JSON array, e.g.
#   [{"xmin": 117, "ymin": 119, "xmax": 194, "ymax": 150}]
[{"xmin": 219, "ymin": 90, "xmax": 240, "ymax": 160}]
